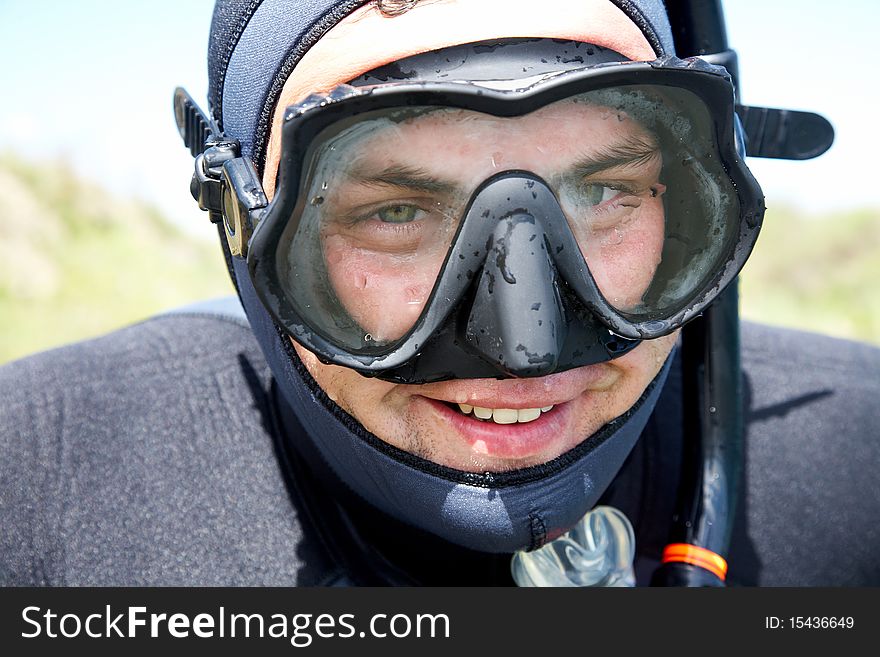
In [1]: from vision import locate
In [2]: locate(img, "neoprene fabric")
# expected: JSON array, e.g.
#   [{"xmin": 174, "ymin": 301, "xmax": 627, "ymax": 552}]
[{"xmin": 1, "ymin": 311, "xmax": 878, "ymax": 585}]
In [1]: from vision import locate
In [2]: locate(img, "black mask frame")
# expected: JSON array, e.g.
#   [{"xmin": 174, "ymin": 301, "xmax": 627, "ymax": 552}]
[{"xmin": 177, "ymin": 56, "xmax": 765, "ymax": 383}]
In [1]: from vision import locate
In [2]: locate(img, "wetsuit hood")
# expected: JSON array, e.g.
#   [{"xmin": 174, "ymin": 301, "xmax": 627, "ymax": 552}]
[{"xmin": 208, "ymin": 0, "xmax": 678, "ymax": 553}]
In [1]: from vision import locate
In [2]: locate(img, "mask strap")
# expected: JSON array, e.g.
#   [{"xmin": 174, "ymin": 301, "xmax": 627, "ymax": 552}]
[{"xmin": 174, "ymin": 87, "xmax": 268, "ymax": 303}]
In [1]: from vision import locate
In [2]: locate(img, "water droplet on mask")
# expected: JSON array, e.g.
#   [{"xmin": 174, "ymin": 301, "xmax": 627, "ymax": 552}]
[
  {"xmin": 606, "ymin": 227, "xmax": 624, "ymax": 245},
  {"xmin": 310, "ymin": 195, "xmax": 324, "ymax": 205},
  {"xmin": 364, "ymin": 333, "xmax": 373, "ymax": 342},
  {"xmin": 405, "ymin": 286, "xmax": 424, "ymax": 306}
]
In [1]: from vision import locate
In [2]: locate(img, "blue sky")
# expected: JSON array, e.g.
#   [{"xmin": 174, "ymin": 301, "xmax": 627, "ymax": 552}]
[{"xmin": 1, "ymin": 0, "xmax": 878, "ymax": 233}]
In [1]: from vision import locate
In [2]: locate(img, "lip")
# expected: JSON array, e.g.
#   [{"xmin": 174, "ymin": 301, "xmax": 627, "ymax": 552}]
[
  {"xmin": 419, "ymin": 396, "xmax": 574, "ymax": 460},
  {"xmin": 414, "ymin": 363, "xmax": 617, "ymax": 410}
]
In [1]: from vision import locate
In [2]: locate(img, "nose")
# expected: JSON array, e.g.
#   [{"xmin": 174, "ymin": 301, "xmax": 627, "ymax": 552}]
[{"xmin": 464, "ymin": 211, "xmax": 566, "ymax": 376}]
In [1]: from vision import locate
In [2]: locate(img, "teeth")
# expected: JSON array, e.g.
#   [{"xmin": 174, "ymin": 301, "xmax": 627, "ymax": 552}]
[
  {"xmin": 473, "ymin": 406, "xmax": 493, "ymax": 419},
  {"xmin": 517, "ymin": 408, "xmax": 541, "ymax": 423},
  {"xmin": 457, "ymin": 404, "xmax": 554, "ymax": 424},
  {"xmin": 492, "ymin": 409, "xmax": 518, "ymax": 424}
]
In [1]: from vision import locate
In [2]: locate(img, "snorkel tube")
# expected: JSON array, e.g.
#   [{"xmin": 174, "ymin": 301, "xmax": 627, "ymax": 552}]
[
  {"xmin": 649, "ymin": 0, "xmax": 742, "ymax": 588},
  {"xmin": 651, "ymin": 0, "xmax": 834, "ymax": 586}
]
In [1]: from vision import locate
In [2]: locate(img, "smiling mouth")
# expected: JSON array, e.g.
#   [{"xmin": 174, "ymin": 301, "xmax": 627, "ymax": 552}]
[
  {"xmin": 443, "ymin": 402, "xmax": 555, "ymax": 424},
  {"xmin": 425, "ymin": 397, "xmax": 571, "ymax": 462}
]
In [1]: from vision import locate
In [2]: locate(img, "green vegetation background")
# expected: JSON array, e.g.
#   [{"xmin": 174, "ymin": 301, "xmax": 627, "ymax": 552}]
[
  {"xmin": 1, "ymin": 153, "xmax": 878, "ymax": 365},
  {"xmin": 0, "ymin": 154, "xmax": 232, "ymax": 363}
]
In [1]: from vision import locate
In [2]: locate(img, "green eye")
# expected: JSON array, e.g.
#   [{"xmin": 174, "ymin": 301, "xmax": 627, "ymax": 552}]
[
  {"xmin": 377, "ymin": 204, "xmax": 420, "ymax": 223},
  {"xmin": 578, "ymin": 183, "xmax": 615, "ymax": 206}
]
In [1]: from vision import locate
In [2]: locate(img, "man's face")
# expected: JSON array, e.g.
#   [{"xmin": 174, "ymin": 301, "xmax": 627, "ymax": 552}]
[
  {"xmin": 265, "ymin": 0, "xmax": 678, "ymax": 473},
  {"xmin": 317, "ymin": 101, "xmax": 667, "ymax": 343}
]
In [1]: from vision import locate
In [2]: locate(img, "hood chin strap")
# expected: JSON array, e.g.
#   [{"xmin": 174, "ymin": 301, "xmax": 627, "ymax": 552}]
[{"xmin": 266, "ymin": 300, "xmax": 674, "ymax": 553}]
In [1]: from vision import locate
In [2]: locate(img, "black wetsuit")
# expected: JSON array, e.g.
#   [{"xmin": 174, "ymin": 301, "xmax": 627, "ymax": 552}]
[{"xmin": 2, "ymin": 305, "xmax": 878, "ymax": 586}]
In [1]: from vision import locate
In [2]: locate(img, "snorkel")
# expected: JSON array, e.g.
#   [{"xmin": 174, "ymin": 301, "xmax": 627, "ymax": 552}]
[{"xmin": 650, "ymin": 0, "xmax": 833, "ymax": 586}]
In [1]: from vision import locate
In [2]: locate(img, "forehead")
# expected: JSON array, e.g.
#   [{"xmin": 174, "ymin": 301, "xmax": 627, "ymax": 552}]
[
  {"xmin": 263, "ymin": 0, "xmax": 656, "ymax": 196},
  {"xmin": 372, "ymin": 99, "xmax": 652, "ymax": 138},
  {"xmin": 347, "ymin": 101, "xmax": 657, "ymax": 170}
]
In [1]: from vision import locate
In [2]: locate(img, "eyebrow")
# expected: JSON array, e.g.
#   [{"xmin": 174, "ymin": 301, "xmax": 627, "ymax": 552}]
[
  {"xmin": 571, "ymin": 133, "xmax": 660, "ymax": 178},
  {"xmin": 347, "ymin": 164, "xmax": 459, "ymax": 195}
]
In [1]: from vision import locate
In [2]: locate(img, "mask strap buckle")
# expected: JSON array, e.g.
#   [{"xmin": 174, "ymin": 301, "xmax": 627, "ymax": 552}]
[
  {"xmin": 173, "ymin": 87, "xmax": 267, "ymax": 257},
  {"xmin": 193, "ymin": 141, "xmax": 240, "ymax": 221}
]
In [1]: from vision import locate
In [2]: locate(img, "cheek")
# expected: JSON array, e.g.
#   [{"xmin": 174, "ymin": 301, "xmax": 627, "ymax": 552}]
[
  {"xmin": 323, "ymin": 239, "xmax": 441, "ymax": 343},
  {"xmin": 580, "ymin": 202, "xmax": 665, "ymax": 309},
  {"xmin": 559, "ymin": 330, "xmax": 677, "ymax": 451},
  {"xmin": 600, "ymin": 330, "xmax": 678, "ymax": 411},
  {"xmin": 291, "ymin": 340, "xmax": 416, "ymax": 452},
  {"xmin": 292, "ymin": 340, "xmax": 397, "ymax": 409},
  {"xmin": 623, "ymin": 330, "xmax": 679, "ymax": 371}
]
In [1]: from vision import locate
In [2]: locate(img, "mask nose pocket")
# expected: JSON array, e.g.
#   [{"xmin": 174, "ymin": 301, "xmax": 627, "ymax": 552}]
[{"xmin": 464, "ymin": 212, "xmax": 566, "ymax": 376}]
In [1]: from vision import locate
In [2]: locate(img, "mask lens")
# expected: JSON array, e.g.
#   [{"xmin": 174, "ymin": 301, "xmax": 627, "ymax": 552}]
[
  {"xmin": 276, "ymin": 110, "xmax": 473, "ymax": 350},
  {"xmin": 273, "ymin": 84, "xmax": 740, "ymax": 351},
  {"xmin": 554, "ymin": 85, "xmax": 738, "ymax": 319}
]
